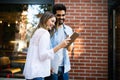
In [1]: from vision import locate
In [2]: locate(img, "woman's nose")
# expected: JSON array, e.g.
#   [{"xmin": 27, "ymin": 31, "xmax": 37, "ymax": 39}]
[{"xmin": 53, "ymin": 23, "xmax": 55, "ymax": 26}]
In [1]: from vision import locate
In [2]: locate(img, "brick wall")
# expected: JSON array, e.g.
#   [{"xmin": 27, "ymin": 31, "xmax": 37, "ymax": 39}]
[{"xmin": 54, "ymin": 0, "xmax": 108, "ymax": 80}]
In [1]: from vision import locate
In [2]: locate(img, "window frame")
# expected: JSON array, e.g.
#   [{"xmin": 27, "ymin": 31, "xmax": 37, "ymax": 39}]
[{"xmin": 0, "ymin": 0, "xmax": 54, "ymax": 5}]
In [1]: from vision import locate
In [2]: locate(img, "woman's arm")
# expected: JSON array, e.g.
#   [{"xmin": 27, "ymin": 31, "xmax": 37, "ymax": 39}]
[{"xmin": 53, "ymin": 37, "xmax": 71, "ymax": 53}]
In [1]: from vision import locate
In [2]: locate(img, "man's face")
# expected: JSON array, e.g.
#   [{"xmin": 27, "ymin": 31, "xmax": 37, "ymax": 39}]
[{"xmin": 55, "ymin": 10, "xmax": 66, "ymax": 25}]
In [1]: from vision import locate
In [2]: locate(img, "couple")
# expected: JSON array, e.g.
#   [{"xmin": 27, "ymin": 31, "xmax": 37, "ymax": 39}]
[{"xmin": 23, "ymin": 4, "xmax": 73, "ymax": 80}]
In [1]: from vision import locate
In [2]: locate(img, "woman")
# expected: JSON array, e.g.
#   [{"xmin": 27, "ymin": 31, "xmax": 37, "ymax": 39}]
[{"xmin": 23, "ymin": 12, "xmax": 70, "ymax": 80}]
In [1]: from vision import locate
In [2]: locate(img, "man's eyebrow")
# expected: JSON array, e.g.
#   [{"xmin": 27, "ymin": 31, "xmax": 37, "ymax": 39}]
[{"xmin": 56, "ymin": 14, "xmax": 65, "ymax": 16}]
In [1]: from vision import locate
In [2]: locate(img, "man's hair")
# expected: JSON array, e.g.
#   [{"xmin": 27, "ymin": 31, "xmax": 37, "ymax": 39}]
[{"xmin": 52, "ymin": 4, "xmax": 66, "ymax": 14}]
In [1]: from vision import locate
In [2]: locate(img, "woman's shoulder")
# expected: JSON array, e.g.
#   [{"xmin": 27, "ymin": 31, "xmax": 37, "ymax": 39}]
[
  {"xmin": 36, "ymin": 28, "xmax": 49, "ymax": 34},
  {"xmin": 32, "ymin": 28, "xmax": 48, "ymax": 38},
  {"xmin": 30, "ymin": 28, "xmax": 49, "ymax": 45},
  {"xmin": 37, "ymin": 28, "xmax": 47, "ymax": 32}
]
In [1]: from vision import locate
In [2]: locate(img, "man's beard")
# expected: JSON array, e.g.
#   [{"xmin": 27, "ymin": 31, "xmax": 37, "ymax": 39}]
[{"xmin": 57, "ymin": 18, "xmax": 65, "ymax": 25}]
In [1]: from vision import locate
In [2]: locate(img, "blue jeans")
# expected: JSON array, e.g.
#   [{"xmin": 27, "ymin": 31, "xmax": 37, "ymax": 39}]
[
  {"xmin": 27, "ymin": 77, "xmax": 44, "ymax": 80},
  {"xmin": 52, "ymin": 72, "xmax": 69, "ymax": 80},
  {"xmin": 52, "ymin": 66, "xmax": 69, "ymax": 80}
]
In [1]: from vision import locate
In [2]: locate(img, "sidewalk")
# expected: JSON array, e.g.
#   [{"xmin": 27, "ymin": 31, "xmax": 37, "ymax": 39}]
[{"xmin": 0, "ymin": 78, "xmax": 25, "ymax": 80}]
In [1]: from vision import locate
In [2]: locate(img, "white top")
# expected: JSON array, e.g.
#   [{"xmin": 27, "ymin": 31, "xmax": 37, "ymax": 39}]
[{"xmin": 23, "ymin": 28, "xmax": 54, "ymax": 79}]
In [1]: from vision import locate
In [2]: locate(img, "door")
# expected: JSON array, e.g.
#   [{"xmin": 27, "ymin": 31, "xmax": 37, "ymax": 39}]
[{"xmin": 115, "ymin": 7, "xmax": 120, "ymax": 80}]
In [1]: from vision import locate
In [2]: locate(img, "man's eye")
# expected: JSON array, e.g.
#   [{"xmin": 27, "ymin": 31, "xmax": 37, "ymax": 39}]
[
  {"xmin": 56, "ymin": 15, "xmax": 61, "ymax": 16},
  {"xmin": 56, "ymin": 14, "xmax": 65, "ymax": 16}
]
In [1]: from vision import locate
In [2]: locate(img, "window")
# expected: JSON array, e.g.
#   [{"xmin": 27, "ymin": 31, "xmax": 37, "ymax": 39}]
[{"xmin": 0, "ymin": 0, "xmax": 53, "ymax": 79}]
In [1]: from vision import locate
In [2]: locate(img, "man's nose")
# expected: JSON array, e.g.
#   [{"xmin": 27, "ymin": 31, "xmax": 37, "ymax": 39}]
[{"xmin": 60, "ymin": 16, "xmax": 64, "ymax": 18}]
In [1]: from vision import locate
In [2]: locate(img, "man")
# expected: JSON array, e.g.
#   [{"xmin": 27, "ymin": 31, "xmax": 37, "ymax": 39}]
[{"xmin": 47, "ymin": 4, "xmax": 73, "ymax": 80}]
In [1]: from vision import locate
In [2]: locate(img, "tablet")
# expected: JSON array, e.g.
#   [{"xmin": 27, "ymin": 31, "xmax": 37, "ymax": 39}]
[{"xmin": 66, "ymin": 32, "xmax": 79, "ymax": 48}]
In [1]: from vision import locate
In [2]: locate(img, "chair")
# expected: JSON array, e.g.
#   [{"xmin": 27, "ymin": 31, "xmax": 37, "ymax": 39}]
[{"xmin": 0, "ymin": 56, "xmax": 21, "ymax": 78}]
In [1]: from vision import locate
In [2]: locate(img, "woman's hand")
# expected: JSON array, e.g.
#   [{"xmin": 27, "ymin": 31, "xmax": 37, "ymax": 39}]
[
  {"xmin": 53, "ymin": 37, "xmax": 71, "ymax": 53},
  {"xmin": 59, "ymin": 37, "xmax": 71, "ymax": 48}
]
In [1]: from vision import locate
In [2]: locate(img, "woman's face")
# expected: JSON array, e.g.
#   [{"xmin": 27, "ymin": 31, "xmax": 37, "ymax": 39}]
[{"xmin": 46, "ymin": 17, "xmax": 56, "ymax": 30}]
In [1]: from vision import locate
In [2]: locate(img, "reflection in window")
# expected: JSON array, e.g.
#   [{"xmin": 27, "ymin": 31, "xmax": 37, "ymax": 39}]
[
  {"xmin": 0, "ymin": 4, "xmax": 52, "ymax": 53},
  {"xmin": 17, "ymin": 5, "xmax": 44, "ymax": 52}
]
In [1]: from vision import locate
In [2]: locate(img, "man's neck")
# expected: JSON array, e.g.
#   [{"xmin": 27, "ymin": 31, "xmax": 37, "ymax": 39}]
[{"xmin": 58, "ymin": 24, "xmax": 64, "ymax": 28}]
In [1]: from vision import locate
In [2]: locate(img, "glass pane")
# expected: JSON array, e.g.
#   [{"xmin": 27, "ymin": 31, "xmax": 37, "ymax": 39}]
[{"xmin": 0, "ymin": 4, "xmax": 52, "ymax": 79}]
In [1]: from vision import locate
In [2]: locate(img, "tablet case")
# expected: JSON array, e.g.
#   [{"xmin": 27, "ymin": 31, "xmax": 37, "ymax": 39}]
[{"xmin": 66, "ymin": 32, "xmax": 79, "ymax": 48}]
